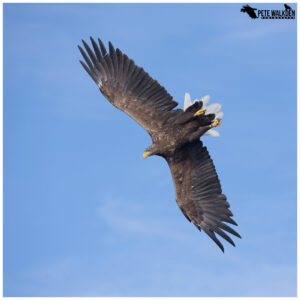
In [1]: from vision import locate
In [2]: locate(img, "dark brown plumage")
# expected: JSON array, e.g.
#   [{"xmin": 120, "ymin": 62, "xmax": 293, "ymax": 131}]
[{"xmin": 78, "ymin": 37, "xmax": 241, "ymax": 252}]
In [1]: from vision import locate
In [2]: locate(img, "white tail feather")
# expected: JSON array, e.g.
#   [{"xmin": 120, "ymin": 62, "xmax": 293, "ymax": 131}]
[
  {"xmin": 214, "ymin": 111, "xmax": 224, "ymax": 120},
  {"xmin": 204, "ymin": 129, "xmax": 220, "ymax": 137},
  {"xmin": 184, "ymin": 93, "xmax": 192, "ymax": 111},
  {"xmin": 205, "ymin": 103, "xmax": 221, "ymax": 114},
  {"xmin": 201, "ymin": 95, "xmax": 210, "ymax": 106},
  {"xmin": 183, "ymin": 93, "xmax": 223, "ymax": 138}
]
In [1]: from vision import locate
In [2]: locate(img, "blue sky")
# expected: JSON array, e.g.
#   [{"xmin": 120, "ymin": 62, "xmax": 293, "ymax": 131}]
[{"xmin": 3, "ymin": 3, "xmax": 297, "ymax": 297}]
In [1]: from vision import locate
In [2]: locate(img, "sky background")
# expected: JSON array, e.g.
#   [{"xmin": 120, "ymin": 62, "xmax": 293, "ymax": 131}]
[{"xmin": 3, "ymin": 3, "xmax": 297, "ymax": 297}]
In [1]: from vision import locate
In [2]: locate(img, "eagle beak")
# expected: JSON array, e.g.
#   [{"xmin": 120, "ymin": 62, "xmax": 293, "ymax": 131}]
[{"xmin": 143, "ymin": 151, "xmax": 151, "ymax": 159}]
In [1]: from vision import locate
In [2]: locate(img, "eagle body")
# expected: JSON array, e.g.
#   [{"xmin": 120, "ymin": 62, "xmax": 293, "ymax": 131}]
[
  {"xmin": 79, "ymin": 37, "xmax": 241, "ymax": 252},
  {"xmin": 101, "ymin": 85, "xmax": 212, "ymax": 157}
]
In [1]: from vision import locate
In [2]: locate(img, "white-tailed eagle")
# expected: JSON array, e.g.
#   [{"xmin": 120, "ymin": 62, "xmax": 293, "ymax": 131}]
[{"xmin": 78, "ymin": 37, "xmax": 241, "ymax": 252}]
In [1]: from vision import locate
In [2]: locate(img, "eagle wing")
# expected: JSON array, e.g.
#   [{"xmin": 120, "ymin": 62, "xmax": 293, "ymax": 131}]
[
  {"xmin": 166, "ymin": 140, "xmax": 241, "ymax": 252},
  {"xmin": 78, "ymin": 37, "xmax": 178, "ymax": 137}
]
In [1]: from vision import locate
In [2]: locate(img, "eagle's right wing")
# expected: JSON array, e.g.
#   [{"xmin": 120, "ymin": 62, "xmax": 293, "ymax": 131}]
[
  {"xmin": 78, "ymin": 37, "xmax": 178, "ymax": 137},
  {"xmin": 166, "ymin": 140, "xmax": 241, "ymax": 252}
]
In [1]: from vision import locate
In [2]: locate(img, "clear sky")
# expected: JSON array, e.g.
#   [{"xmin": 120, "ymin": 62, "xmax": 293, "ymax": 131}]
[{"xmin": 4, "ymin": 3, "xmax": 297, "ymax": 297}]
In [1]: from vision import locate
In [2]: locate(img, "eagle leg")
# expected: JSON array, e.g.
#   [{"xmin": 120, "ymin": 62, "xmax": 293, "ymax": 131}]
[
  {"xmin": 188, "ymin": 118, "xmax": 222, "ymax": 142},
  {"xmin": 188, "ymin": 125, "xmax": 211, "ymax": 142}
]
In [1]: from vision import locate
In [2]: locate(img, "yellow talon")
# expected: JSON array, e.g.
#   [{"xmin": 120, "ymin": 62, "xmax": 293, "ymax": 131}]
[
  {"xmin": 194, "ymin": 109, "xmax": 206, "ymax": 117},
  {"xmin": 211, "ymin": 119, "xmax": 222, "ymax": 128}
]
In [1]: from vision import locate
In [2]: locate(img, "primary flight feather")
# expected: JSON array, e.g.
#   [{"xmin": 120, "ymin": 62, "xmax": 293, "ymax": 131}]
[{"xmin": 78, "ymin": 37, "xmax": 241, "ymax": 252}]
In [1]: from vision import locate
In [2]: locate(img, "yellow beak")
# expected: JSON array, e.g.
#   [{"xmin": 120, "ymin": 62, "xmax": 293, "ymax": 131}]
[{"xmin": 143, "ymin": 151, "xmax": 151, "ymax": 159}]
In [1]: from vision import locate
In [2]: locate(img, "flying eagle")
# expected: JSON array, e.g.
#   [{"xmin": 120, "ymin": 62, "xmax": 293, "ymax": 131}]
[{"xmin": 78, "ymin": 37, "xmax": 241, "ymax": 252}]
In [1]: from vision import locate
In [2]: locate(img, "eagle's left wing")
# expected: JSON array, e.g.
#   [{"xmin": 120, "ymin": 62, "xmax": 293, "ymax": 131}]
[
  {"xmin": 166, "ymin": 140, "xmax": 241, "ymax": 252},
  {"xmin": 78, "ymin": 37, "xmax": 178, "ymax": 137}
]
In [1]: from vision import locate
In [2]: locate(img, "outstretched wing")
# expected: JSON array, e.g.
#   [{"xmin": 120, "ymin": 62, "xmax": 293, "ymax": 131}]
[
  {"xmin": 166, "ymin": 140, "xmax": 241, "ymax": 252},
  {"xmin": 78, "ymin": 37, "xmax": 178, "ymax": 136}
]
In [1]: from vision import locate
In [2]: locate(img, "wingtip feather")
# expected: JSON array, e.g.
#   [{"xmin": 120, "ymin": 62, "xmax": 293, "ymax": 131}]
[
  {"xmin": 109, "ymin": 41, "xmax": 115, "ymax": 54},
  {"xmin": 98, "ymin": 38, "xmax": 107, "ymax": 56},
  {"xmin": 203, "ymin": 228, "xmax": 225, "ymax": 252},
  {"xmin": 215, "ymin": 228, "xmax": 236, "ymax": 247}
]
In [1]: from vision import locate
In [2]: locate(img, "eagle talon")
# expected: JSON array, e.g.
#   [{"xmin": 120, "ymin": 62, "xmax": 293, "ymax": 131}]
[
  {"xmin": 211, "ymin": 119, "xmax": 222, "ymax": 128},
  {"xmin": 194, "ymin": 108, "xmax": 206, "ymax": 117}
]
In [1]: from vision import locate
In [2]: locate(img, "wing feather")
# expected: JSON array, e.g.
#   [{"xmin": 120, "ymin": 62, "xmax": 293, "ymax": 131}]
[
  {"xmin": 166, "ymin": 140, "xmax": 240, "ymax": 252},
  {"xmin": 82, "ymin": 40, "xmax": 98, "ymax": 66},
  {"xmin": 104, "ymin": 54, "xmax": 114, "ymax": 79},
  {"xmin": 98, "ymin": 38, "xmax": 107, "ymax": 56},
  {"xmin": 108, "ymin": 41, "xmax": 115, "ymax": 56},
  {"xmin": 79, "ymin": 37, "xmax": 178, "ymax": 136},
  {"xmin": 90, "ymin": 37, "xmax": 102, "ymax": 61},
  {"xmin": 121, "ymin": 54, "xmax": 131, "ymax": 85},
  {"xmin": 116, "ymin": 48, "xmax": 123, "ymax": 83},
  {"xmin": 78, "ymin": 45, "xmax": 94, "ymax": 71},
  {"xmin": 79, "ymin": 60, "xmax": 97, "ymax": 83}
]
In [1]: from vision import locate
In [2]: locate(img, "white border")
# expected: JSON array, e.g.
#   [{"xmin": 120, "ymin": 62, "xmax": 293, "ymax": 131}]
[
  {"xmin": 0, "ymin": 0, "xmax": 299, "ymax": 2},
  {"xmin": 1, "ymin": 0, "xmax": 298, "ymax": 299}
]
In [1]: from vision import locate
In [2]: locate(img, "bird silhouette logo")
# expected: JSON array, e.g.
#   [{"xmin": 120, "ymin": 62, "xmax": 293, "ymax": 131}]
[
  {"xmin": 241, "ymin": 3, "xmax": 295, "ymax": 20},
  {"xmin": 240, "ymin": 4, "xmax": 258, "ymax": 19},
  {"xmin": 284, "ymin": 4, "xmax": 292, "ymax": 10}
]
